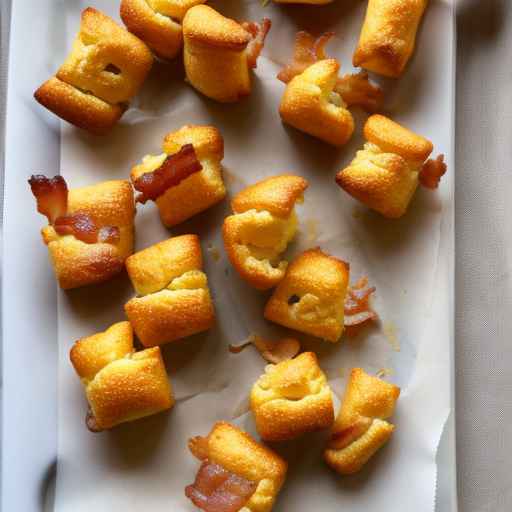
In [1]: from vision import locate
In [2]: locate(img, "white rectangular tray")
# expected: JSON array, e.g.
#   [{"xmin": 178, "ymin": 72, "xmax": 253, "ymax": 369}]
[{"xmin": 1, "ymin": 1, "xmax": 457, "ymax": 511}]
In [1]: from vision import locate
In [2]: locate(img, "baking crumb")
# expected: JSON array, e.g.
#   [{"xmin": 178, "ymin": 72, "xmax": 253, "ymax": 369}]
[
  {"xmin": 305, "ymin": 218, "xmax": 319, "ymax": 243},
  {"xmin": 376, "ymin": 367, "xmax": 394, "ymax": 378},
  {"xmin": 207, "ymin": 243, "xmax": 221, "ymax": 262},
  {"xmin": 383, "ymin": 322, "xmax": 400, "ymax": 352}
]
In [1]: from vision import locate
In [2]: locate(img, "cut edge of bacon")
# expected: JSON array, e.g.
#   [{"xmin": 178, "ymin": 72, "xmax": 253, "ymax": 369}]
[
  {"xmin": 419, "ymin": 154, "xmax": 447, "ymax": 189},
  {"xmin": 133, "ymin": 144, "xmax": 202, "ymax": 204},
  {"xmin": 328, "ymin": 416, "xmax": 373, "ymax": 450},
  {"xmin": 229, "ymin": 335, "xmax": 300, "ymax": 364},
  {"xmin": 185, "ymin": 459, "xmax": 257, "ymax": 512},
  {"xmin": 28, "ymin": 174, "xmax": 68, "ymax": 224},
  {"xmin": 344, "ymin": 277, "xmax": 378, "ymax": 332},
  {"xmin": 334, "ymin": 71, "xmax": 384, "ymax": 113},
  {"xmin": 242, "ymin": 18, "xmax": 272, "ymax": 69},
  {"xmin": 277, "ymin": 31, "xmax": 334, "ymax": 84}
]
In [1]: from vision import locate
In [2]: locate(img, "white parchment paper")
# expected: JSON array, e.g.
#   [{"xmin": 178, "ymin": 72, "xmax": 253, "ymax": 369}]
[{"xmin": 52, "ymin": 1, "xmax": 454, "ymax": 510}]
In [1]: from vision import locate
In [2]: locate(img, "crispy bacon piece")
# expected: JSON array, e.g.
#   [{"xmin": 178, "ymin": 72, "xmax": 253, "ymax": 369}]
[
  {"xmin": 344, "ymin": 277, "xmax": 378, "ymax": 330},
  {"xmin": 328, "ymin": 416, "xmax": 373, "ymax": 450},
  {"xmin": 242, "ymin": 18, "xmax": 272, "ymax": 69},
  {"xmin": 229, "ymin": 335, "xmax": 300, "ymax": 364},
  {"xmin": 277, "ymin": 31, "xmax": 334, "ymax": 83},
  {"xmin": 419, "ymin": 154, "xmax": 447, "ymax": 189},
  {"xmin": 133, "ymin": 144, "xmax": 202, "ymax": 204},
  {"xmin": 54, "ymin": 213, "xmax": 120, "ymax": 245},
  {"xmin": 185, "ymin": 460, "xmax": 257, "ymax": 512},
  {"xmin": 98, "ymin": 226, "xmax": 121, "ymax": 244},
  {"xmin": 334, "ymin": 71, "xmax": 383, "ymax": 112},
  {"xmin": 277, "ymin": 31, "xmax": 383, "ymax": 112},
  {"xmin": 28, "ymin": 175, "xmax": 68, "ymax": 224}
]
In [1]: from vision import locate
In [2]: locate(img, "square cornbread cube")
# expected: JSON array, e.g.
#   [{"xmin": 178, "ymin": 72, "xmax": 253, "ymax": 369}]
[
  {"xmin": 324, "ymin": 368, "xmax": 400, "ymax": 474},
  {"xmin": 279, "ymin": 59, "xmax": 355, "ymax": 147},
  {"xmin": 41, "ymin": 180, "xmax": 135, "ymax": 290},
  {"xmin": 223, "ymin": 175, "xmax": 308, "ymax": 290},
  {"xmin": 336, "ymin": 114, "xmax": 434, "ymax": 218},
  {"xmin": 250, "ymin": 352, "xmax": 334, "ymax": 441},
  {"xmin": 34, "ymin": 8, "xmax": 153, "ymax": 134},
  {"xmin": 124, "ymin": 234, "xmax": 215, "ymax": 347},
  {"xmin": 70, "ymin": 321, "xmax": 174, "ymax": 431},
  {"xmin": 120, "ymin": 0, "xmax": 206, "ymax": 60},
  {"xmin": 186, "ymin": 422, "xmax": 287, "ymax": 512},
  {"xmin": 131, "ymin": 125, "xmax": 226, "ymax": 227},
  {"xmin": 264, "ymin": 248, "xmax": 349, "ymax": 342}
]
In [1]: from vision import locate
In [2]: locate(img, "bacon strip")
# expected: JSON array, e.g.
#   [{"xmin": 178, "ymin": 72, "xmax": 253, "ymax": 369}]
[
  {"xmin": 28, "ymin": 175, "xmax": 68, "ymax": 224},
  {"xmin": 277, "ymin": 31, "xmax": 383, "ymax": 112},
  {"xmin": 29, "ymin": 174, "xmax": 120, "ymax": 245},
  {"xmin": 329, "ymin": 416, "xmax": 373, "ymax": 450},
  {"xmin": 242, "ymin": 18, "xmax": 272, "ymax": 69},
  {"xmin": 334, "ymin": 71, "xmax": 383, "ymax": 112},
  {"xmin": 133, "ymin": 144, "xmax": 202, "ymax": 204},
  {"xmin": 185, "ymin": 460, "xmax": 257, "ymax": 512},
  {"xmin": 419, "ymin": 154, "xmax": 447, "ymax": 189},
  {"xmin": 344, "ymin": 277, "xmax": 378, "ymax": 329},
  {"xmin": 229, "ymin": 335, "xmax": 300, "ymax": 364},
  {"xmin": 277, "ymin": 31, "xmax": 333, "ymax": 83}
]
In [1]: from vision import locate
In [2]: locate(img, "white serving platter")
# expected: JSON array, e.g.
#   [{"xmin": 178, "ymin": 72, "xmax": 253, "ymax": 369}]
[{"xmin": 1, "ymin": 1, "xmax": 457, "ymax": 511}]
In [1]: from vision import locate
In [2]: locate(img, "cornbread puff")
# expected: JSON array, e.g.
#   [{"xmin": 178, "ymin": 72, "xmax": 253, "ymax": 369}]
[
  {"xmin": 182, "ymin": 5, "xmax": 271, "ymax": 102},
  {"xmin": 274, "ymin": 0, "xmax": 332, "ymax": 3},
  {"xmin": 353, "ymin": 0, "xmax": 429, "ymax": 78},
  {"xmin": 124, "ymin": 234, "xmax": 215, "ymax": 347},
  {"xmin": 250, "ymin": 352, "xmax": 334, "ymax": 441},
  {"xmin": 120, "ymin": 0, "xmax": 206, "ymax": 60},
  {"xmin": 39, "ymin": 180, "xmax": 135, "ymax": 290},
  {"xmin": 186, "ymin": 422, "xmax": 287, "ymax": 512},
  {"xmin": 34, "ymin": 8, "xmax": 153, "ymax": 134},
  {"xmin": 223, "ymin": 175, "xmax": 308, "ymax": 290},
  {"xmin": 70, "ymin": 321, "xmax": 174, "ymax": 431},
  {"xmin": 336, "ymin": 114, "xmax": 435, "ymax": 218},
  {"xmin": 279, "ymin": 59, "xmax": 355, "ymax": 147},
  {"xmin": 264, "ymin": 248, "xmax": 349, "ymax": 342},
  {"xmin": 130, "ymin": 125, "xmax": 225, "ymax": 227},
  {"xmin": 324, "ymin": 368, "xmax": 400, "ymax": 474}
]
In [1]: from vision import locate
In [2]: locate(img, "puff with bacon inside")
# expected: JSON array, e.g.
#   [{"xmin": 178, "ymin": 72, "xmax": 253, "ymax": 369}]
[
  {"xmin": 324, "ymin": 368, "xmax": 400, "ymax": 474},
  {"xmin": 124, "ymin": 234, "xmax": 215, "ymax": 347},
  {"xmin": 264, "ymin": 248, "xmax": 349, "ymax": 342},
  {"xmin": 182, "ymin": 5, "xmax": 271, "ymax": 102},
  {"xmin": 34, "ymin": 8, "xmax": 153, "ymax": 134},
  {"xmin": 130, "ymin": 125, "xmax": 226, "ymax": 227},
  {"xmin": 120, "ymin": 0, "xmax": 206, "ymax": 60},
  {"xmin": 251, "ymin": 352, "xmax": 334, "ymax": 441},
  {"xmin": 29, "ymin": 175, "xmax": 135, "ymax": 290},
  {"xmin": 70, "ymin": 321, "xmax": 174, "ymax": 431},
  {"xmin": 223, "ymin": 175, "xmax": 308, "ymax": 290},
  {"xmin": 336, "ymin": 114, "xmax": 446, "ymax": 218},
  {"xmin": 353, "ymin": 0, "xmax": 429, "ymax": 78},
  {"xmin": 186, "ymin": 422, "xmax": 287, "ymax": 512}
]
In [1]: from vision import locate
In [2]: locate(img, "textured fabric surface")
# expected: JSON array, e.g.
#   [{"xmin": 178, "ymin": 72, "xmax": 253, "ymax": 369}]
[{"xmin": 456, "ymin": 1, "xmax": 512, "ymax": 511}]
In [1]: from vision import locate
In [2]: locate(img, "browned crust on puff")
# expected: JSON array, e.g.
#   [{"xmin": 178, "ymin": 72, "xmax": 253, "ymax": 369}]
[
  {"xmin": 251, "ymin": 352, "xmax": 334, "ymax": 441},
  {"xmin": 231, "ymin": 175, "xmax": 308, "ymax": 218},
  {"xmin": 182, "ymin": 5, "xmax": 251, "ymax": 50},
  {"xmin": 34, "ymin": 77, "xmax": 124, "ymax": 135},
  {"xmin": 364, "ymin": 114, "xmax": 433, "ymax": 162},
  {"xmin": 120, "ymin": 0, "xmax": 183, "ymax": 60}
]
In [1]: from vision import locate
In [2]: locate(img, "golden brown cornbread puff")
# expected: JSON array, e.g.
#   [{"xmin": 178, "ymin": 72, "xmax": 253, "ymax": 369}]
[
  {"xmin": 125, "ymin": 234, "xmax": 215, "ymax": 347},
  {"xmin": 353, "ymin": 0, "xmax": 429, "ymax": 78},
  {"xmin": 336, "ymin": 114, "xmax": 434, "ymax": 218},
  {"xmin": 70, "ymin": 321, "xmax": 174, "ymax": 431},
  {"xmin": 264, "ymin": 248, "xmax": 349, "ymax": 342},
  {"xmin": 188, "ymin": 422, "xmax": 287, "ymax": 512},
  {"xmin": 34, "ymin": 8, "xmax": 153, "ymax": 134},
  {"xmin": 120, "ymin": 0, "xmax": 206, "ymax": 60},
  {"xmin": 130, "ymin": 125, "xmax": 226, "ymax": 227},
  {"xmin": 182, "ymin": 5, "xmax": 269, "ymax": 102},
  {"xmin": 41, "ymin": 180, "xmax": 135, "ymax": 290},
  {"xmin": 324, "ymin": 368, "xmax": 400, "ymax": 474},
  {"xmin": 279, "ymin": 59, "xmax": 355, "ymax": 147},
  {"xmin": 223, "ymin": 175, "xmax": 308, "ymax": 290},
  {"xmin": 250, "ymin": 352, "xmax": 334, "ymax": 441},
  {"xmin": 274, "ymin": 0, "xmax": 332, "ymax": 3}
]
